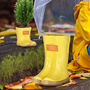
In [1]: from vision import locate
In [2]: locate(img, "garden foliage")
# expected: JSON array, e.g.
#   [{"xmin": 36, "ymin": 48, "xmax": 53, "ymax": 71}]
[{"xmin": 0, "ymin": 45, "xmax": 44, "ymax": 85}]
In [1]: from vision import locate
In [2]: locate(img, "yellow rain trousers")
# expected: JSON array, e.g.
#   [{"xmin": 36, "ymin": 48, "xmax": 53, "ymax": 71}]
[{"xmin": 68, "ymin": 1, "xmax": 90, "ymax": 72}]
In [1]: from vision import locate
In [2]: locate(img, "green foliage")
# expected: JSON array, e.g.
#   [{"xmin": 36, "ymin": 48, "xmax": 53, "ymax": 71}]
[
  {"xmin": 14, "ymin": 0, "xmax": 34, "ymax": 26},
  {"xmin": 0, "ymin": 45, "xmax": 44, "ymax": 85},
  {"xmin": 0, "ymin": 85, "xmax": 3, "ymax": 89}
]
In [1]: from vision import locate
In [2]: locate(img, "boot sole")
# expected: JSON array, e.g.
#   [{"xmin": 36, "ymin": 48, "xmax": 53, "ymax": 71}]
[
  {"xmin": 17, "ymin": 43, "xmax": 37, "ymax": 47},
  {"xmin": 41, "ymin": 77, "xmax": 69, "ymax": 86},
  {"xmin": 32, "ymin": 79, "xmax": 41, "ymax": 85}
]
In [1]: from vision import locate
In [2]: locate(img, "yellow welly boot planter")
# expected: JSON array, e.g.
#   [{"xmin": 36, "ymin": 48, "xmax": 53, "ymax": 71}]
[
  {"xmin": 16, "ymin": 27, "xmax": 36, "ymax": 47},
  {"xmin": 33, "ymin": 34, "xmax": 70, "ymax": 86}
]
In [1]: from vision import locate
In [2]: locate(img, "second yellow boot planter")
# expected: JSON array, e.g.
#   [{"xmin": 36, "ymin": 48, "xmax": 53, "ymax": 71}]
[
  {"xmin": 33, "ymin": 34, "xmax": 70, "ymax": 86},
  {"xmin": 16, "ymin": 27, "xmax": 36, "ymax": 47}
]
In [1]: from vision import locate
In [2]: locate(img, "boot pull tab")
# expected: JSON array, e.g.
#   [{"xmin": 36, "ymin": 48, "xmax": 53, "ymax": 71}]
[{"xmin": 23, "ymin": 31, "xmax": 29, "ymax": 35}]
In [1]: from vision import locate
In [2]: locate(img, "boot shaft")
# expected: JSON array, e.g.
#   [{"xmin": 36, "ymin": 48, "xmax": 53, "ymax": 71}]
[
  {"xmin": 16, "ymin": 27, "xmax": 31, "ymax": 41},
  {"xmin": 43, "ymin": 34, "xmax": 70, "ymax": 68}
]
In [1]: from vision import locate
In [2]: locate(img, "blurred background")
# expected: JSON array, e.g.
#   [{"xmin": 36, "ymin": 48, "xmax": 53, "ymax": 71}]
[
  {"xmin": 42, "ymin": 0, "xmax": 76, "ymax": 35},
  {"xmin": 0, "ymin": 0, "xmax": 36, "ymax": 32},
  {"xmin": 0, "ymin": 0, "xmax": 80, "ymax": 32},
  {"xmin": 0, "ymin": 0, "xmax": 16, "ymax": 25}
]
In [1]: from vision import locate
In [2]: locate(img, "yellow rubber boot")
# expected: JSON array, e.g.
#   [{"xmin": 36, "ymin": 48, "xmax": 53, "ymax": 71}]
[
  {"xmin": 16, "ymin": 27, "xmax": 36, "ymax": 47},
  {"xmin": 40, "ymin": 34, "xmax": 70, "ymax": 86}
]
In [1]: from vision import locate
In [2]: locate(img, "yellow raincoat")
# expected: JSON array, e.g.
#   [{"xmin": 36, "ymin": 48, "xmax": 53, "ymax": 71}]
[{"xmin": 68, "ymin": 1, "xmax": 90, "ymax": 72}]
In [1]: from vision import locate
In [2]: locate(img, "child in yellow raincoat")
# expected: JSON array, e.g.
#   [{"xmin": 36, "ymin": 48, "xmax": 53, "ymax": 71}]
[{"xmin": 68, "ymin": 0, "xmax": 90, "ymax": 72}]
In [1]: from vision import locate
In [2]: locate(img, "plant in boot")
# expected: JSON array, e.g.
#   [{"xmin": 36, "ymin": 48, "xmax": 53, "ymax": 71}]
[{"xmin": 14, "ymin": 0, "xmax": 36, "ymax": 47}]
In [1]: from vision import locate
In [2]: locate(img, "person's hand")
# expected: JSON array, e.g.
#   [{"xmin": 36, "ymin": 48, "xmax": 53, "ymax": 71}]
[{"xmin": 87, "ymin": 45, "xmax": 90, "ymax": 56}]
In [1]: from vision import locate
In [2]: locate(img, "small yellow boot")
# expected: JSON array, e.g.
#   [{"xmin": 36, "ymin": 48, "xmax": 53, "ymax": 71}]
[
  {"xmin": 16, "ymin": 27, "xmax": 36, "ymax": 47},
  {"xmin": 33, "ymin": 34, "xmax": 70, "ymax": 86},
  {"xmin": 41, "ymin": 34, "xmax": 70, "ymax": 86}
]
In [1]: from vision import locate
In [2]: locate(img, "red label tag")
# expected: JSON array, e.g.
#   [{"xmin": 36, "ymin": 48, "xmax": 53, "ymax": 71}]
[
  {"xmin": 46, "ymin": 45, "xmax": 58, "ymax": 51},
  {"xmin": 23, "ymin": 31, "xmax": 29, "ymax": 35}
]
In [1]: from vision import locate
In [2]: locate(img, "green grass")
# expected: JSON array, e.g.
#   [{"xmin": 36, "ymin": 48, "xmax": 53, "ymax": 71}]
[{"xmin": 0, "ymin": 45, "xmax": 44, "ymax": 85}]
